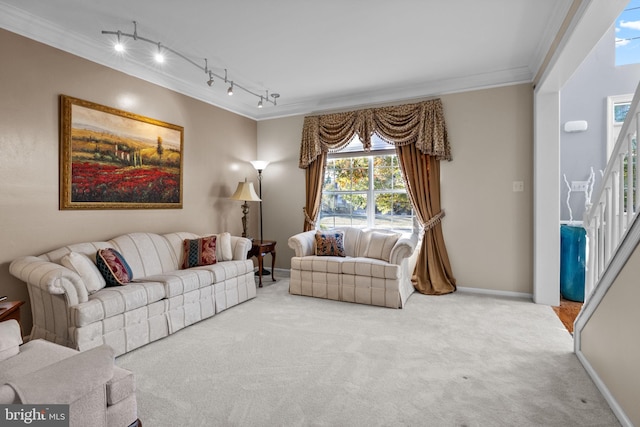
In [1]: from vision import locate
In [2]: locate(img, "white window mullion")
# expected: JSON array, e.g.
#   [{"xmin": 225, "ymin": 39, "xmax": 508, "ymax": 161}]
[{"xmin": 367, "ymin": 157, "xmax": 375, "ymax": 228}]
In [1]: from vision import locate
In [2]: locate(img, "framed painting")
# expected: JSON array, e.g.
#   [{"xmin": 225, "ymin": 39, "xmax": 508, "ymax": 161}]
[{"xmin": 60, "ymin": 95, "xmax": 183, "ymax": 209}]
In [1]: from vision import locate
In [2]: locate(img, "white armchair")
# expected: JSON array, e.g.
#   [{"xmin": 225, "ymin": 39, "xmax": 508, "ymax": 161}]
[{"xmin": 0, "ymin": 319, "xmax": 140, "ymax": 427}]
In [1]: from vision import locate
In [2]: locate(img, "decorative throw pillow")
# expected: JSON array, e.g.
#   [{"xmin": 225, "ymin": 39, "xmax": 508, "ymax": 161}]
[
  {"xmin": 315, "ymin": 230, "xmax": 346, "ymax": 257},
  {"xmin": 216, "ymin": 232, "xmax": 233, "ymax": 261},
  {"xmin": 363, "ymin": 232, "xmax": 400, "ymax": 262},
  {"xmin": 61, "ymin": 252, "xmax": 107, "ymax": 293},
  {"xmin": 96, "ymin": 248, "xmax": 133, "ymax": 286},
  {"xmin": 182, "ymin": 235, "xmax": 217, "ymax": 269}
]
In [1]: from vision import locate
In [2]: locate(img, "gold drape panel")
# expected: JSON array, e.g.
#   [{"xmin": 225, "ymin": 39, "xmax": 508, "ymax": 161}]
[
  {"xmin": 298, "ymin": 98, "xmax": 455, "ymax": 294},
  {"xmin": 299, "ymin": 99, "xmax": 451, "ymax": 168},
  {"xmin": 396, "ymin": 144, "xmax": 456, "ymax": 295},
  {"xmin": 303, "ymin": 152, "xmax": 326, "ymax": 231}
]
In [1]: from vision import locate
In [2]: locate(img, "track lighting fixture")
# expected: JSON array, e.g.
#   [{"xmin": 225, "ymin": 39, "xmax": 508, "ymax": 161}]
[{"xmin": 102, "ymin": 21, "xmax": 280, "ymax": 108}]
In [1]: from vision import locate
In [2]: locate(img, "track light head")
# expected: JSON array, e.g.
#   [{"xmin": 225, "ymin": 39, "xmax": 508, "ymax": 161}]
[
  {"xmin": 207, "ymin": 71, "xmax": 214, "ymax": 87},
  {"xmin": 258, "ymin": 97, "xmax": 263, "ymax": 108},
  {"xmin": 114, "ymin": 31, "xmax": 124, "ymax": 52},
  {"xmin": 154, "ymin": 42, "xmax": 164, "ymax": 63},
  {"xmin": 227, "ymin": 82, "xmax": 234, "ymax": 96}
]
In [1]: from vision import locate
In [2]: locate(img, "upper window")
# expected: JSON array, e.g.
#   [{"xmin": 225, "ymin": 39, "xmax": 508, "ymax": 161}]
[
  {"xmin": 318, "ymin": 136, "xmax": 414, "ymax": 233},
  {"xmin": 607, "ymin": 94, "xmax": 633, "ymax": 159},
  {"xmin": 615, "ymin": 0, "xmax": 640, "ymax": 66}
]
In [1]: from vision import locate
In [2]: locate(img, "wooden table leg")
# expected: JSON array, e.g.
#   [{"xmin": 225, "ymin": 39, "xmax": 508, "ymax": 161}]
[{"xmin": 271, "ymin": 249, "xmax": 276, "ymax": 282}]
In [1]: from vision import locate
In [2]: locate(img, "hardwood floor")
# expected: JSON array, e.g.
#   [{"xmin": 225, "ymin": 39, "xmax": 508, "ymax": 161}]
[{"xmin": 552, "ymin": 298, "xmax": 583, "ymax": 335}]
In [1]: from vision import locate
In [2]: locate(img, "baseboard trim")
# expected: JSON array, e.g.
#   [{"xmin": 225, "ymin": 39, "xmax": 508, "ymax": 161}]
[
  {"xmin": 456, "ymin": 286, "xmax": 533, "ymax": 300},
  {"xmin": 575, "ymin": 349, "xmax": 633, "ymax": 427}
]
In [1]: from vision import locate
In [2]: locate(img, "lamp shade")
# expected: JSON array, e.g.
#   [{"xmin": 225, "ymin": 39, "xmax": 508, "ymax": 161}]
[
  {"xmin": 250, "ymin": 160, "xmax": 270, "ymax": 171},
  {"xmin": 230, "ymin": 180, "xmax": 261, "ymax": 202}
]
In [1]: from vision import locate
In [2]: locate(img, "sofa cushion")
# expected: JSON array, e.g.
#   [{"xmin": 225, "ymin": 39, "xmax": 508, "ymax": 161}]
[
  {"xmin": 140, "ymin": 269, "xmax": 214, "ymax": 298},
  {"xmin": 291, "ymin": 256, "xmax": 347, "ymax": 274},
  {"xmin": 342, "ymin": 257, "xmax": 400, "ymax": 279},
  {"xmin": 315, "ymin": 230, "xmax": 346, "ymax": 257},
  {"xmin": 340, "ymin": 227, "xmax": 364, "ymax": 257},
  {"xmin": 0, "ymin": 340, "xmax": 77, "ymax": 384},
  {"xmin": 193, "ymin": 259, "xmax": 255, "ymax": 283},
  {"xmin": 61, "ymin": 252, "xmax": 106, "ymax": 293},
  {"xmin": 71, "ymin": 282, "xmax": 166, "ymax": 327},
  {"xmin": 181, "ymin": 236, "xmax": 217, "ymax": 269},
  {"xmin": 216, "ymin": 232, "xmax": 233, "ymax": 261},
  {"xmin": 363, "ymin": 232, "xmax": 400, "ymax": 262},
  {"xmin": 110, "ymin": 232, "xmax": 180, "ymax": 277},
  {"xmin": 97, "ymin": 249, "xmax": 133, "ymax": 286}
]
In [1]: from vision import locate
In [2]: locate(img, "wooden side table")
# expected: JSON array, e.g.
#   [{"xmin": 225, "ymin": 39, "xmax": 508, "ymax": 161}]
[
  {"xmin": 0, "ymin": 300, "xmax": 25, "ymax": 335},
  {"xmin": 248, "ymin": 240, "xmax": 276, "ymax": 288}
]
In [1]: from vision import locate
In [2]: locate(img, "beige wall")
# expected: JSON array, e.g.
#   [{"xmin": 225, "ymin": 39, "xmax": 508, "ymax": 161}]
[
  {"xmin": 441, "ymin": 85, "xmax": 533, "ymax": 294},
  {"xmin": 258, "ymin": 84, "xmax": 534, "ymax": 295},
  {"xmin": 581, "ymin": 244, "xmax": 640, "ymax": 426},
  {"xmin": 2, "ymin": 26, "xmax": 534, "ymax": 335},
  {"xmin": 0, "ymin": 29, "xmax": 258, "ymax": 334}
]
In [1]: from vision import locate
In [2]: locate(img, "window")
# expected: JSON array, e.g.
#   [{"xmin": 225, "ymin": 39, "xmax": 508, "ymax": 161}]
[
  {"xmin": 607, "ymin": 94, "xmax": 633, "ymax": 160},
  {"xmin": 615, "ymin": 0, "xmax": 640, "ymax": 66},
  {"xmin": 606, "ymin": 94, "xmax": 637, "ymax": 210},
  {"xmin": 318, "ymin": 136, "xmax": 414, "ymax": 233}
]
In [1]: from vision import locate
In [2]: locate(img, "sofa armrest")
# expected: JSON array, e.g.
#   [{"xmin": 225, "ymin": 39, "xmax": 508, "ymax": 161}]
[
  {"xmin": 5, "ymin": 344, "xmax": 115, "ymax": 405},
  {"xmin": 9, "ymin": 256, "xmax": 88, "ymax": 305},
  {"xmin": 288, "ymin": 230, "xmax": 317, "ymax": 257},
  {"xmin": 230, "ymin": 236, "xmax": 252, "ymax": 260},
  {"xmin": 389, "ymin": 234, "xmax": 418, "ymax": 265}
]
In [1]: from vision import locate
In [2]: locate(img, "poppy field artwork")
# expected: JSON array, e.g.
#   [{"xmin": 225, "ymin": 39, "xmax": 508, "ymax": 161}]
[{"xmin": 59, "ymin": 95, "xmax": 183, "ymax": 209}]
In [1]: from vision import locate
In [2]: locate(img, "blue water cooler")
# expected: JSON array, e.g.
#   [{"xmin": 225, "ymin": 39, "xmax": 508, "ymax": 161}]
[{"xmin": 560, "ymin": 224, "xmax": 586, "ymax": 302}]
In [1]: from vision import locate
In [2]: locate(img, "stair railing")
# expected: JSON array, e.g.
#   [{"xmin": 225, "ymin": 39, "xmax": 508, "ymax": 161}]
[{"xmin": 583, "ymin": 82, "xmax": 640, "ymax": 302}]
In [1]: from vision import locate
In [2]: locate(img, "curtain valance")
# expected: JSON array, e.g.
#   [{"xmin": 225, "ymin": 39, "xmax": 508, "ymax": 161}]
[{"xmin": 299, "ymin": 98, "xmax": 451, "ymax": 168}]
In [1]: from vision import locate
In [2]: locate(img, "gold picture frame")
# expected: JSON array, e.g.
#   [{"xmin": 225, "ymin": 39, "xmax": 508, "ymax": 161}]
[{"xmin": 60, "ymin": 95, "xmax": 184, "ymax": 210}]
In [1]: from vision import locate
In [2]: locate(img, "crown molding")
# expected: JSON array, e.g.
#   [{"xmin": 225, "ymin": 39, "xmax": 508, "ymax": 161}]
[{"xmin": 1, "ymin": 2, "xmax": 540, "ymax": 122}]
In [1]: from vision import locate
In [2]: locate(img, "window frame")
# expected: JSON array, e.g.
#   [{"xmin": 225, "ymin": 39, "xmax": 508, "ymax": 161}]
[{"xmin": 319, "ymin": 146, "xmax": 414, "ymax": 233}]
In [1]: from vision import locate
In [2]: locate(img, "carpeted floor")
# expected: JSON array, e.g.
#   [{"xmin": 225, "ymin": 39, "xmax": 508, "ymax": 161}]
[{"xmin": 116, "ymin": 276, "xmax": 619, "ymax": 426}]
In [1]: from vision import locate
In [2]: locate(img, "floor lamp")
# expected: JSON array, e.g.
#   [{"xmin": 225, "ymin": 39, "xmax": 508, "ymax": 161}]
[{"xmin": 250, "ymin": 160, "xmax": 270, "ymax": 274}]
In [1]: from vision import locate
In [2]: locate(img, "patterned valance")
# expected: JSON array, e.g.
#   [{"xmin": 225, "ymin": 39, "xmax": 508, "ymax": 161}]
[{"xmin": 299, "ymin": 98, "xmax": 451, "ymax": 168}]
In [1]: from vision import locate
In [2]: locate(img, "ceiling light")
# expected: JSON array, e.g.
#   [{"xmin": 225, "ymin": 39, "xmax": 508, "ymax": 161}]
[
  {"xmin": 114, "ymin": 31, "xmax": 124, "ymax": 52},
  {"xmin": 154, "ymin": 42, "xmax": 164, "ymax": 63},
  {"xmin": 102, "ymin": 21, "xmax": 279, "ymax": 108}
]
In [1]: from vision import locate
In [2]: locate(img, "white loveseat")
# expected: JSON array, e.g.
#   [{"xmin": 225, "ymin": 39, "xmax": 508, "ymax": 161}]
[
  {"xmin": 9, "ymin": 231, "xmax": 255, "ymax": 356},
  {"xmin": 288, "ymin": 227, "xmax": 419, "ymax": 308}
]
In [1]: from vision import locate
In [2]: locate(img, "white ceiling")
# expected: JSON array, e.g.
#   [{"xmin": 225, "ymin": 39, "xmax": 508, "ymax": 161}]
[{"xmin": 0, "ymin": 0, "xmax": 573, "ymax": 120}]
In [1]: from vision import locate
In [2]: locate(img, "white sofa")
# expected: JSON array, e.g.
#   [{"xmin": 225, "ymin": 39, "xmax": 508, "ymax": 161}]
[
  {"xmin": 288, "ymin": 227, "xmax": 419, "ymax": 308},
  {"xmin": 9, "ymin": 231, "xmax": 255, "ymax": 356}
]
